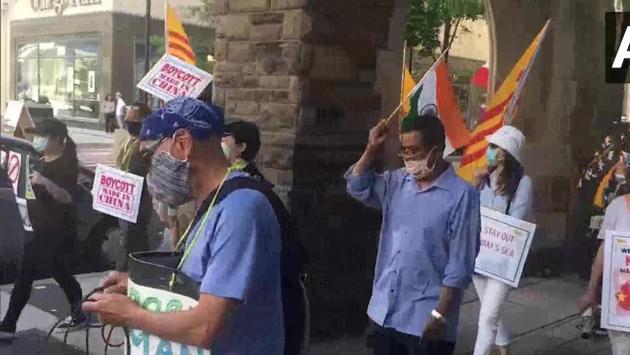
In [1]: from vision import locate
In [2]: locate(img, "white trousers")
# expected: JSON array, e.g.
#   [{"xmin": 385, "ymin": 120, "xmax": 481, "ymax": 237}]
[
  {"xmin": 472, "ymin": 275, "xmax": 512, "ymax": 355},
  {"xmin": 610, "ymin": 330, "xmax": 630, "ymax": 355}
]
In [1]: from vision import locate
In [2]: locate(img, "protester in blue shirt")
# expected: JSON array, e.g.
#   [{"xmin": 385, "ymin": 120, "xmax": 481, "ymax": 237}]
[
  {"xmin": 82, "ymin": 97, "xmax": 284, "ymax": 354},
  {"xmin": 345, "ymin": 114, "xmax": 481, "ymax": 355}
]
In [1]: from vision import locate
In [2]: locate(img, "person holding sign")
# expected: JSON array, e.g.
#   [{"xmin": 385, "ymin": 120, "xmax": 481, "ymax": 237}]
[
  {"xmin": 344, "ymin": 114, "xmax": 481, "ymax": 355},
  {"xmin": 579, "ymin": 152, "xmax": 630, "ymax": 355},
  {"xmin": 0, "ymin": 119, "xmax": 85, "ymax": 341},
  {"xmin": 82, "ymin": 97, "xmax": 284, "ymax": 354},
  {"xmin": 113, "ymin": 103, "xmax": 154, "ymax": 271},
  {"xmin": 471, "ymin": 126, "xmax": 534, "ymax": 355}
]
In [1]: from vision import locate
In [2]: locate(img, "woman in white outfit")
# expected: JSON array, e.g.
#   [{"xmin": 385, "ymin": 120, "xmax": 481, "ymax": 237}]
[
  {"xmin": 579, "ymin": 152, "xmax": 630, "ymax": 355},
  {"xmin": 473, "ymin": 126, "xmax": 535, "ymax": 355}
]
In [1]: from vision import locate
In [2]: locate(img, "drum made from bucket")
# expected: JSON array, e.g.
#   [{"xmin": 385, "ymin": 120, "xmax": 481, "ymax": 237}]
[{"xmin": 127, "ymin": 251, "xmax": 211, "ymax": 355}]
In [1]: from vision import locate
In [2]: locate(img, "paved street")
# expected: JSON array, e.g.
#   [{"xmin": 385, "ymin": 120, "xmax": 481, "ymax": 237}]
[
  {"xmin": 0, "ymin": 274, "xmax": 612, "ymax": 355},
  {"xmin": 68, "ymin": 127, "xmax": 115, "ymax": 169}
]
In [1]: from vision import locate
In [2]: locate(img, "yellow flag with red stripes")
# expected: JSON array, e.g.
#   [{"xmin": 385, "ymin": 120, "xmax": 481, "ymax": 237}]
[
  {"xmin": 401, "ymin": 68, "xmax": 416, "ymax": 116},
  {"xmin": 166, "ymin": 2, "xmax": 196, "ymax": 65},
  {"xmin": 457, "ymin": 20, "xmax": 550, "ymax": 183}
]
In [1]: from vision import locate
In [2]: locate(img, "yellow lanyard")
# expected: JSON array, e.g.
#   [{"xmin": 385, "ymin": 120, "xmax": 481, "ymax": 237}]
[
  {"xmin": 120, "ymin": 138, "xmax": 138, "ymax": 171},
  {"xmin": 169, "ymin": 168, "xmax": 237, "ymax": 289}
]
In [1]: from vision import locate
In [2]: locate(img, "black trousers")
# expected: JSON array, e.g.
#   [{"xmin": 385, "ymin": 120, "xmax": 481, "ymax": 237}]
[
  {"xmin": 369, "ymin": 322, "xmax": 455, "ymax": 355},
  {"xmin": 0, "ymin": 231, "xmax": 82, "ymax": 331}
]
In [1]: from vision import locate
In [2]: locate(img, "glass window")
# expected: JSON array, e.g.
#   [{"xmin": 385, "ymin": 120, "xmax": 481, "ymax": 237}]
[{"xmin": 15, "ymin": 36, "xmax": 101, "ymax": 119}]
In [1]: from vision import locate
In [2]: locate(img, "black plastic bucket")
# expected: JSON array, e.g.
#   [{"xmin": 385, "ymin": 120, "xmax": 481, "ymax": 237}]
[{"xmin": 126, "ymin": 251, "xmax": 210, "ymax": 354}]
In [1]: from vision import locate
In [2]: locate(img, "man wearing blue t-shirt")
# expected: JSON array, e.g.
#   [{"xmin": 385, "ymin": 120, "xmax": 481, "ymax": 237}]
[{"xmin": 82, "ymin": 97, "xmax": 284, "ymax": 354}]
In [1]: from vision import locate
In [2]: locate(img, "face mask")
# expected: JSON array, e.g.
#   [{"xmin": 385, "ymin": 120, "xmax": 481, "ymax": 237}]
[
  {"xmin": 126, "ymin": 122, "xmax": 142, "ymax": 136},
  {"xmin": 486, "ymin": 147, "xmax": 498, "ymax": 167},
  {"xmin": 147, "ymin": 151, "xmax": 192, "ymax": 207},
  {"xmin": 616, "ymin": 173, "xmax": 627, "ymax": 185},
  {"xmin": 33, "ymin": 135, "xmax": 49, "ymax": 153},
  {"xmin": 404, "ymin": 147, "xmax": 437, "ymax": 180},
  {"xmin": 221, "ymin": 142, "xmax": 231, "ymax": 160}
]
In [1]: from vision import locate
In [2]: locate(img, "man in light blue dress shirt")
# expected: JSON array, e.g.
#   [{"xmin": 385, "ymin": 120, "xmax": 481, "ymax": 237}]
[{"xmin": 345, "ymin": 114, "xmax": 481, "ymax": 355}]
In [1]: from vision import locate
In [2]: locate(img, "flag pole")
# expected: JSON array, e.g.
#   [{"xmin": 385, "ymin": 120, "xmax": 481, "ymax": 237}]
[
  {"xmin": 384, "ymin": 48, "xmax": 450, "ymax": 126},
  {"xmin": 399, "ymin": 41, "xmax": 407, "ymax": 121}
]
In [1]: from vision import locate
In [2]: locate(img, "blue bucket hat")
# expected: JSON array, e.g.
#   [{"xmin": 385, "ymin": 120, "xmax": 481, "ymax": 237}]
[{"xmin": 140, "ymin": 97, "xmax": 224, "ymax": 141}]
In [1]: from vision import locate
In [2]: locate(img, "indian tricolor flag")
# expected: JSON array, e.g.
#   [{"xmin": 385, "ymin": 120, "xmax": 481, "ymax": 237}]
[
  {"xmin": 457, "ymin": 20, "xmax": 550, "ymax": 183},
  {"xmin": 165, "ymin": 2, "xmax": 196, "ymax": 65},
  {"xmin": 401, "ymin": 56, "xmax": 471, "ymax": 157}
]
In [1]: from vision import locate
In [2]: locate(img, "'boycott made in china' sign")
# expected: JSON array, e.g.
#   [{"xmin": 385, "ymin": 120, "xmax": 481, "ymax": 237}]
[
  {"xmin": 92, "ymin": 165, "xmax": 144, "ymax": 223},
  {"xmin": 474, "ymin": 207, "xmax": 537, "ymax": 287},
  {"xmin": 137, "ymin": 54, "xmax": 213, "ymax": 102},
  {"xmin": 602, "ymin": 231, "xmax": 630, "ymax": 332}
]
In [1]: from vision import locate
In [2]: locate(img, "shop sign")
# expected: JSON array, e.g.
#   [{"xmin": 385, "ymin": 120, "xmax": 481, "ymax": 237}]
[{"xmin": 30, "ymin": 0, "xmax": 102, "ymax": 15}]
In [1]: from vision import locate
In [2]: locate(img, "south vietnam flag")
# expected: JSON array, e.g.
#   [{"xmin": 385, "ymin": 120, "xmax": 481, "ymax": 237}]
[
  {"xmin": 166, "ymin": 2, "xmax": 196, "ymax": 65},
  {"xmin": 457, "ymin": 20, "xmax": 550, "ymax": 183},
  {"xmin": 402, "ymin": 56, "xmax": 471, "ymax": 157}
]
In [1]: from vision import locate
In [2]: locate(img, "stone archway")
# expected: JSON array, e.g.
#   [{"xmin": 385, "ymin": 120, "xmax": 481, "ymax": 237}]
[{"xmin": 211, "ymin": 0, "xmax": 624, "ymax": 338}]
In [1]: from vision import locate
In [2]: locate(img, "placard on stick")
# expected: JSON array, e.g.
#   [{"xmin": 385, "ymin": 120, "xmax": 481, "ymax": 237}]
[
  {"xmin": 92, "ymin": 165, "xmax": 144, "ymax": 223},
  {"xmin": 3, "ymin": 100, "xmax": 34, "ymax": 139},
  {"xmin": 136, "ymin": 54, "xmax": 213, "ymax": 102}
]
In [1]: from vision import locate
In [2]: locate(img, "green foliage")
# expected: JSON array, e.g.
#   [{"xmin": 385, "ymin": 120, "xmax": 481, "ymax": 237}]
[{"xmin": 406, "ymin": 0, "xmax": 484, "ymax": 57}]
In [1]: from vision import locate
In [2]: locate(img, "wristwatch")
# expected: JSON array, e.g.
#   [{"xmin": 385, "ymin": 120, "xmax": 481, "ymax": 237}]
[{"xmin": 431, "ymin": 309, "xmax": 447, "ymax": 324}]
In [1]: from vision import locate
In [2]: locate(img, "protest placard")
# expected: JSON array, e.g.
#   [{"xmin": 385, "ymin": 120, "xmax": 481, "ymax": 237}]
[
  {"xmin": 136, "ymin": 54, "xmax": 213, "ymax": 102},
  {"xmin": 92, "ymin": 165, "xmax": 144, "ymax": 223},
  {"xmin": 602, "ymin": 231, "xmax": 630, "ymax": 332},
  {"xmin": 7, "ymin": 151, "xmax": 21, "ymax": 196},
  {"xmin": 474, "ymin": 207, "xmax": 537, "ymax": 287},
  {"xmin": 2, "ymin": 100, "xmax": 34, "ymax": 139},
  {"xmin": 16, "ymin": 198, "xmax": 33, "ymax": 232},
  {"xmin": 24, "ymin": 155, "xmax": 35, "ymax": 200}
]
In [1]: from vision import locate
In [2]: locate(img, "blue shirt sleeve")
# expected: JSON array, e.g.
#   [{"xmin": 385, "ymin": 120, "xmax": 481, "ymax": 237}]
[
  {"xmin": 442, "ymin": 188, "xmax": 481, "ymax": 289},
  {"xmin": 199, "ymin": 190, "xmax": 280, "ymax": 301},
  {"xmin": 344, "ymin": 165, "xmax": 393, "ymax": 210},
  {"xmin": 508, "ymin": 175, "xmax": 535, "ymax": 222}
]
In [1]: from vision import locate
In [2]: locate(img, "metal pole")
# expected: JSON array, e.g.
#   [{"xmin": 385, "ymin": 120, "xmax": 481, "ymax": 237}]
[{"xmin": 143, "ymin": 0, "xmax": 151, "ymax": 103}]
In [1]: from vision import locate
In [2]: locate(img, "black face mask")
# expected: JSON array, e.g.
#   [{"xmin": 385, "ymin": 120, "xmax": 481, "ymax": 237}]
[{"xmin": 127, "ymin": 122, "xmax": 142, "ymax": 136}]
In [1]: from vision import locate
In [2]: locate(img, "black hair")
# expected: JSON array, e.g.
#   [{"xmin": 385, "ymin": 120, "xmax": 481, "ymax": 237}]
[
  {"xmin": 225, "ymin": 121, "xmax": 261, "ymax": 161},
  {"xmin": 400, "ymin": 114, "xmax": 446, "ymax": 151}
]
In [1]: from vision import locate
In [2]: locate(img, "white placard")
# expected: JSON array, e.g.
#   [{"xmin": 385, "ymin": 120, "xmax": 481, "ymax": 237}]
[
  {"xmin": 3, "ymin": 101, "xmax": 25, "ymax": 128},
  {"xmin": 474, "ymin": 207, "xmax": 537, "ymax": 287},
  {"xmin": 602, "ymin": 231, "xmax": 630, "ymax": 332},
  {"xmin": 91, "ymin": 165, "xmax": 144, "ymax": 223},
  {"xmin": 16, "ymin": 198, "xmax": 33, "ymax": 232},
  {"xmin": 137, "ymin": 54, "xmax": 213, "ymax": 102},
  {"xmin": 7, "ymin": 151, "xmax": 21, "ymax": 196},
  {"xmin": 127, "ymin": 279, "xmax": 211, "ymax": 355}
]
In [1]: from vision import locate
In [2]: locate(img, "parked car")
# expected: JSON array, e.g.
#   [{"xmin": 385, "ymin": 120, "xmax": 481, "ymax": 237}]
[{"xmin": 0, "ymin": 135, "xmax": 164, "ymax": 284}]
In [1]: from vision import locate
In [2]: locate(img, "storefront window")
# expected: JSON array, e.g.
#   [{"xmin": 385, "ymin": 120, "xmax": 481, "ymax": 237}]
[
  {"xmin": 134, "ymin": 35, "xmax": 163, "ymax": 102},
  {"xmin": 16, "ymin": 36, "xmax": 101, "ymax": 119}
]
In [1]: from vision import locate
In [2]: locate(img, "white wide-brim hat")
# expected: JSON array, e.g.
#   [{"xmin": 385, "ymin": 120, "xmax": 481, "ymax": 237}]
[{"xmin": 487, "ymin": 125, "xmax": 525, "ymax": 164}]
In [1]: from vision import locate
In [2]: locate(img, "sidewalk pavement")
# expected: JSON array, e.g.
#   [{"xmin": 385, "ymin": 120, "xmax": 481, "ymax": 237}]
[{"xmin": 0, "ymin": 274, "xmax": 611, "ymax": 355}]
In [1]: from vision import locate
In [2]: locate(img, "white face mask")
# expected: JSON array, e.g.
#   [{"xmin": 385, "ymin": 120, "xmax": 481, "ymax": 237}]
[
  {"xmin": 33, "ymin": 135, "xmax": 49, "ymax": 153},
  {"xmin": 221, "ymin": 142, "xmax": 231, "ymax": 161},
  {"xmin": 615, "ymin": 173, "xmax": 627, "ymax": 185},
  {"xmin": 404, "ymin": 147, "xmax": 437, "ymax": 180}
]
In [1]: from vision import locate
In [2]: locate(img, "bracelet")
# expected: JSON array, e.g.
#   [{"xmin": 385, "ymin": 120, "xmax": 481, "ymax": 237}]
[{"xmin": 431, "ymin": 309, "xmax": 446, "ymax": 323}]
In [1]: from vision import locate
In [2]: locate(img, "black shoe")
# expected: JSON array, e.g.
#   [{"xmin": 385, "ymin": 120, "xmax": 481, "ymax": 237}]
[
  {"xmin": 0, "ymin": 323, "xmax": 16, "ymax": 342},
  {"xmin": 56, "ymin": 312, "xmax": 88, "ymax": 332}
]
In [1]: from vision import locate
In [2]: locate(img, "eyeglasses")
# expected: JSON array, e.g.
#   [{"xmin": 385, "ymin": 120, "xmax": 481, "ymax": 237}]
[{"xmin": 398, "ymin": 146, "xmax": 424, "ymax": 160}]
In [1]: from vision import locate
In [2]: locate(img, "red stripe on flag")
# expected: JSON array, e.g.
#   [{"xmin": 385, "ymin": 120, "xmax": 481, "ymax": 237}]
[
  {"xmin": 460, "ymin": 147, "xmax": 487, "ymax": 167},
  {"xmin": 168, "ymin": 41, "xmax": 196, "ymax": 62},
  {"xmin": 480, "ymin": 93, "xmax": 513, "ymax": 122},
  {"xmin": 168, "ymin": 31, "xmax": 191, "ymax": 46},
  {"xmin": 466, "ymin": 118, "xmax": 503, "ymax": 147}
]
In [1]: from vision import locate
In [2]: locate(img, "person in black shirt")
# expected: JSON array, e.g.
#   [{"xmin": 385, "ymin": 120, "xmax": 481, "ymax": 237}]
[
  {"xmin": 221, "ymin": 120, "xmax": 273, "ymax": 189},
  {"xmin": 114, "ymin": 103, "xmax": 153, "ymax": 271},
  {"xmin": 0, "ymin": 119, "xmax": 84, "ymax": 341}
]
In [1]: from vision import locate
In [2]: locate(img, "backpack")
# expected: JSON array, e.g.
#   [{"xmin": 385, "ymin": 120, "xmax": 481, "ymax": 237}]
[{"xmin": 194, "ymin": 176, "xmax": 308, "ymax": 355}]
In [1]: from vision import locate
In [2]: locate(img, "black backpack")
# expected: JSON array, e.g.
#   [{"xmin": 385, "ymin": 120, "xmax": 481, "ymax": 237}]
[{"xmin": 194, "ymin": 176, "xmax": 308, "ymax": 355}]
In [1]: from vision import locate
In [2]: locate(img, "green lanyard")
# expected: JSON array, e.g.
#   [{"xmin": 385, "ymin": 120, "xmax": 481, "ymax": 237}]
[{"xmin": 169, "ymin": 168, "xmax": 236, "ymax": 290}]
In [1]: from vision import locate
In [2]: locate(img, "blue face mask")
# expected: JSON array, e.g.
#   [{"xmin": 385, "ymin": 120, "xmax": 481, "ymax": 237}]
[
  {"xmin": 486, "ymin": 147, "xmax": 498, "ymax": 167},
  {"xmin": 33, "ymin": 135, "xmax": 49, "ymax": 153}
]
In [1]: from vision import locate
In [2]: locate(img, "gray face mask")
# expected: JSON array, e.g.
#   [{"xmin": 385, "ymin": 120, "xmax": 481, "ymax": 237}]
[{"xmin": 147, "ymin": 151, "xmax": 192, "ymax": 207}]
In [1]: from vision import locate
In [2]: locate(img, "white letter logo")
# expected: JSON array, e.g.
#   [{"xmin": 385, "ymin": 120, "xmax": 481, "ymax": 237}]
[{"xmin": 613, "ymin": 27, "xmax": 630, "ymax": 68}]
